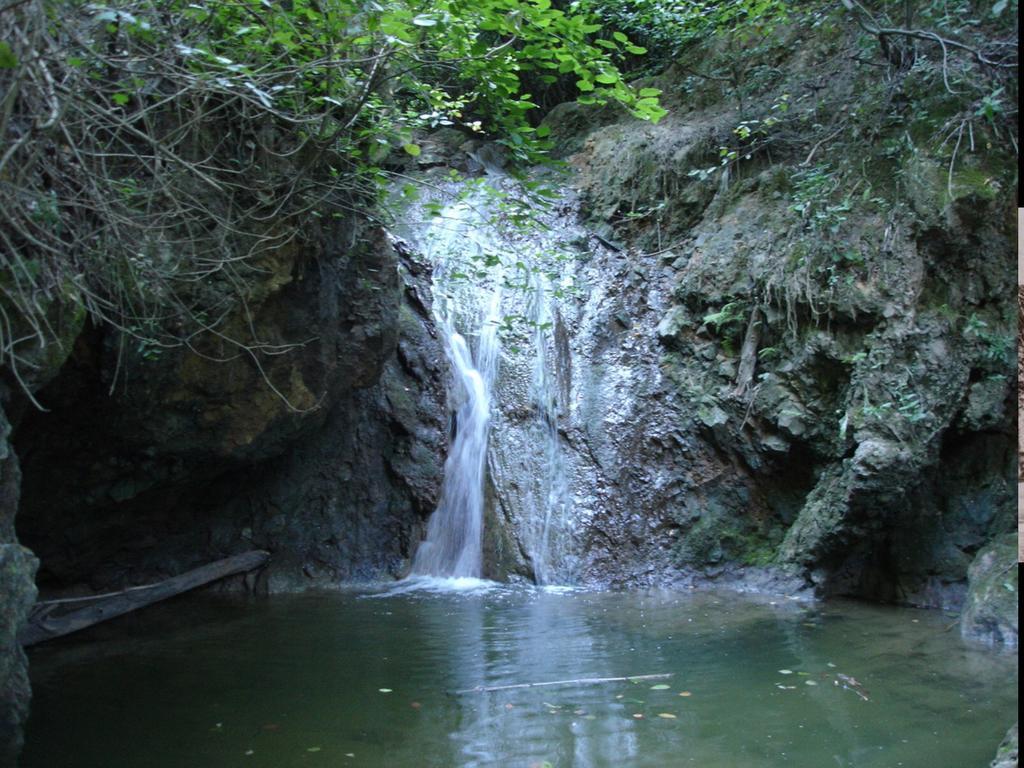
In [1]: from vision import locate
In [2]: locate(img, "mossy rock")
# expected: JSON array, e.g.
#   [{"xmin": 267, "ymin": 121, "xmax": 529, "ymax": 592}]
[
  {"xmin": 482, "ymin": 477, "xmax": 532, "ymax": 582},
  {"xmin": 960, "ymin": 533, "xmax": 1018, "ymax": 648},
  {"xmin": 990, "ymin": 722, "xmax": 1018, "ymax": 768},
  {"xmin": 541, "ymin": 100, "xmax": 622, "ymax": 159},
  {"xmin": 0, "ymin": 282, "xmax": 85, "ymax": 397},
  {"xmin": 902, "ymin": 151, "xmax": 1005, "ymax": 231}
]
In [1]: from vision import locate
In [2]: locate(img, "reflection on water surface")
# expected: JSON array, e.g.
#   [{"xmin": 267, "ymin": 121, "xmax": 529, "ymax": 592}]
[{"xmin": 23, "ymin": 585, "xmax": 1017, "ymax": 768}]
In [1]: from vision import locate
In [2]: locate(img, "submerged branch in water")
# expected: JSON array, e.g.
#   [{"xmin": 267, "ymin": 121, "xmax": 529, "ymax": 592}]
[{"xmin": 451, "ymin": 673, "xmax": 674, "ymax": 695}]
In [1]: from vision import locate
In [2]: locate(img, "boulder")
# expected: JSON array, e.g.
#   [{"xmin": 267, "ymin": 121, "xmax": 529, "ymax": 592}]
[
  {"xmin": 961, "ymin": 534, "xmax": 1018, "ymax": 648},
  {"xmin": 990, "ymin": 722, "xmax": 1018, "ymax": 768}
]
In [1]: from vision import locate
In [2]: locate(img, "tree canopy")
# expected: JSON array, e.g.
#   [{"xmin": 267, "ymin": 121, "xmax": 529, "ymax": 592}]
[
  {"xmin": 0, "ymin": 0, "xmax": 666, "ymax": 395},
  {"xmin": 0, "ymin": 0, "xmax": 1017, "ymax": 402}
]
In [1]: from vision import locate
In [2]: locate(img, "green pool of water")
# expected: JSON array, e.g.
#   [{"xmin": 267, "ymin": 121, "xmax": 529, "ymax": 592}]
[{"xmin": 22, "ymin": 582, "xmax": 1017, "ymax": 767}]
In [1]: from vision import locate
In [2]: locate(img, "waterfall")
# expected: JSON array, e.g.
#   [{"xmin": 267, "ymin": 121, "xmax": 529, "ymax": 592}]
[
  {"xmin": 402, "ymin": 176, "xmax": 578, "ymax": 584},
  {"xmin": 520, "ymin": 273, "xmax": 574, "ymax": 585},
  {"xmin": 409, "ymin": 201, "xmax": 502, "ymax": 579}
]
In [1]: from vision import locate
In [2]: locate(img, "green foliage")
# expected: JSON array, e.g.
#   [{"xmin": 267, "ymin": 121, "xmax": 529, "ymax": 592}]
[
  {"xmin": 963, "ymin": 313, "xmax": 1014, "ymax": 366},
  {"xmin": 571, "ymin": 0, "xmax": 790, "ymax": 63},
  {"xmin": 683, "ymin": 0, "xmax": 1016, "ymax": 212},
  {"xmin": 170, "ymin": 0, "xmax": 666, "ymax": 161},
  {"xmin": 672, "ymin": 505, "xmax": 779, "ymax": 567},
  {"xmin": 788, "ymin": 165, "xmax": 853, "ymax": 235},
  {"xmin": 702, "ymin": 301, "xmax": 747, "ymax": 334},
  {"xmin": 689, "ymin": 93, "xmax": 791, "ymax": 181},
  {"xmin": 0, "ymin": 0, "xmax": 666, "ymax": 400},
  {"xmin": 0, "ymin": 41, "xmax": 17, "ymax": 68},
  {"xmin": 857, "ymin": 387, "xmax": 928, "ymax": 429}
]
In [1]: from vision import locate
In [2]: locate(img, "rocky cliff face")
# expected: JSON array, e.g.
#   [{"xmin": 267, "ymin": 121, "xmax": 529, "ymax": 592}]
[
  {"xmin": 11, "ymin": 221, "xmax": 446, "ymax": 596},
  {"xmin": 0, "ymin": 216, "xmax": 448, "ymax": 754},
  {"xmin": 960, "ymin": 533, "xmax": 1018, "ymax": 648},
  {"xmin": 0, "ymin": 286, "xmax": 81, "ymax": 759},
  {"xmin": 990, "ymin": 722, "xmax": 1019, "ymax": 768},
  {"xmin": 0, "ymin": 407, "xmax": 37, "ymax": 764},
  {"xmin": 520, "ymin": 18, "xmax": 1017, "ymax": 609},
  {"xmin": 385, "ymin": 14, "xmax": 1016, "ymax": 616}
]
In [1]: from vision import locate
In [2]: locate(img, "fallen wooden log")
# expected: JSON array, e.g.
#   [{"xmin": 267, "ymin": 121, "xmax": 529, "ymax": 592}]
[
  {"xmin": 451, "ymin": 672, "xmax": 674, "ymax": 695},
  {"xmin": 19, "ymin": 550, "xmax": 270, "ymax": 647}
]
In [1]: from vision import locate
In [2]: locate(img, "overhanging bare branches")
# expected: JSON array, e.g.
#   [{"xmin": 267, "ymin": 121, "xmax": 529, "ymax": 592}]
[
  {"xmin": 0, "ymin": 0, "xmax": 397, "ymax": 410},
  {"xmin": 839, "ymin": 0, "xmax": 1018, "ymax": 73}
]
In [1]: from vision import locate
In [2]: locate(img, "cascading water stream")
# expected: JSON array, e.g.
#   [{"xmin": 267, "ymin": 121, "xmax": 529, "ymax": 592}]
[
  {"xmin": 521, "ymin": 273, "xmax": 573, "ymax": 585},
  {"xmin": 409, "ymin": 201, "xmax": 502, "ymax": 579},
  {"xmin": 402, "ymin": 175, "xmax": 577, "ymax": 584}
]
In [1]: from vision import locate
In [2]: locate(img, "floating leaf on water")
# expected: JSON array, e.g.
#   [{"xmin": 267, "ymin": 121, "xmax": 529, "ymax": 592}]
[
  {"xmin": 650, "ymin": 684, "xmax": 670, "ymax": 690},
  {"xmin": 615, "ymin": 694, "xmax": 624, "ymax": 699},
  {"xmin": 345, "ymin": 753, "xmax": 355, "ymax": 758},
  {"xmin": 797, "ymin": 672, "xmax": 810, "ymax": 676},
  {"xmin": 805, "ymin": 680, "xmax": 818, "ymax": 686},
  {"xmin": 378, "ymin": 688, "xmax": 393, "ymax": 693},
  {"xmin": 632, "ymin": 713, "xmax": 644, "ymax": 719},
  {"xmin": 678, "ymin": 691, "xmax": 692, "ymax": 697},
  {"xmin": 657, "ymin": 713, "xmax": 677, "ymax": 719},
  {"xmin": 778, "ymin": 670, "xmax": 793, "ymax": 675},
  {"xmin": 827, "ymin": 662, "xmax": 837, "ymax": 668},
  {"xmin": 307, "ymin": 747, "xmax": 322, "ymax": 752},
  {"xmin": 245, "ymin": 750, "xmax": 254, "ymax": 756}
]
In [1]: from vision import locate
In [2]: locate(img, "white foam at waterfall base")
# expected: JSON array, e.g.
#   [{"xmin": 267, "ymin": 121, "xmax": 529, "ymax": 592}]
[{"xmin": 381, "ymin": 575, "xmax": 501, "ymax": 596}]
